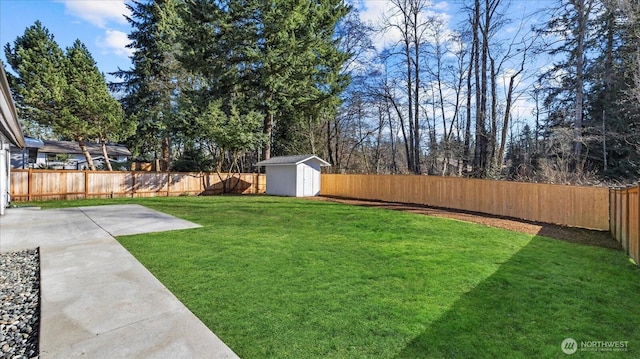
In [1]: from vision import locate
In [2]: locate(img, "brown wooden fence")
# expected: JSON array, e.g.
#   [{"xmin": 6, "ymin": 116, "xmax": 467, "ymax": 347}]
[
  {"xmin": 10, "ymin": 169, "xmax": 265, "ymax": 201},
  {"xmin": 610, "ymin": 185, "xmax": 640, "ymax": 265},
  {"xmin": 321, "ymin": 174, "xmax": 610, "ymax": 230}
]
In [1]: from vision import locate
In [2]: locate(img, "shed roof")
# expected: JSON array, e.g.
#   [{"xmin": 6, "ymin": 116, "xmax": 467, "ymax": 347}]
[
  {"xmin": 255, "ymin": 154, "xmax": 331, "ymax": 167},
  {"xmin": 40, "ymin": 140, "xmax": 132, "ymax": 157}
]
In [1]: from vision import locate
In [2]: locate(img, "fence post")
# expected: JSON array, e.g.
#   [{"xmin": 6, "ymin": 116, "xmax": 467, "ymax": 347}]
[
  {"xmin": 27, "ymin": 168, "xmax": 32, "ymax": 202},
  {"xmin": 84, "ymin": 170, "xmax": 89, "ymax": 199},
  {"xmin": 626, "ymin": 187, "xmax": 630, "ymax": 254},
  {"xmin": 609, "ymin": 188, "xmax": 614, "ymax": 238},
  {"xmin": 618, "ymin": 189, "xmax": 623, "ymax": 245},
  {"xmin": 167, "ymin": 172, "xmax": 171, "ymax": 197},
  {"xmin": 637, "ymin": 183, "xmax": 640, "ymax": 267},
  {"xmin": 131, "ymin": 171, "xmax": 136, "ymax": 198}
]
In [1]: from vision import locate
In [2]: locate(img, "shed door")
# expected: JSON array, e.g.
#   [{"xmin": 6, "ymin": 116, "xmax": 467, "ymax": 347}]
[{"xmin": 303, "ymin": 165, "xmax": 314, "ymax": 196}]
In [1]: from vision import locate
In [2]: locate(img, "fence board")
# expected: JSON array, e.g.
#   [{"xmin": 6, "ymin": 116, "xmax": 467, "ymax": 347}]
[
  {"xmin": 10, "ymin": 170, "xmax": 265, "ymax": 201},
  {"xmin": 321, "ymin": 174, "xmax": 610, "ymax": 230},
  {"xmin": 610, "ymin": 185, "xmax": 640, "ymax": 266}
]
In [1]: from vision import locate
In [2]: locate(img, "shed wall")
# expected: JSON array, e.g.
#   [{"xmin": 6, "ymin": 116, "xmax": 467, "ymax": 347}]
[{"xmin": 266, "ymin": 165, "xmax": 298, "ymax": 196}]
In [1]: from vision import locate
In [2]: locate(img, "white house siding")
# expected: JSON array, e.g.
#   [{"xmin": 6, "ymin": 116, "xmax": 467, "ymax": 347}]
[
  {"xmin": 0, "ymin": 137, "xmax": 10, "ymax": 215},
  {"xmin": 266, "ymin": 165, "xmax": 298, "ymax": 196},
  {"xmin": 1, "ymin": 66, "xmax": 25, "ymax": 215}
]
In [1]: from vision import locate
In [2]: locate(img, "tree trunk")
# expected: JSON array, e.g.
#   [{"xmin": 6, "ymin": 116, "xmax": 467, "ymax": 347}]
[
  {"xmin": 405, "ymin": 33, "xmax": 415, "ymax": 173},
  {"xmin": 463, "ymin": 37, "xmax": 475, "ymax": 174},
  {"xmin": 472, "ymin": 0, "xmax": 487, "ymax": 177},
  {"xmin": 489, "ymin": 56, "xmax": 498, "ymax": 169},
  {"xmin": 76, "ymin": 136, "xmax": 96, "ymax": 171},
  {"xmin": 385, "ymin": 97, "xmax": 398, "ymax": 173},
  {"xmin": 498, "ymin": 75, "xmax": 517, "ymax": 169},
  {"xmin": 100, "ymin": 136, "xmax": 113, "ymax": 171},
  {"xmin": 412, "ymin": 2, "xmax": 421, "ymax": 174},
  {"xmin": 326, "ymin": 121, "xmax": 334, "ymax": 167},
  {"xmin": 161, "ymin": 137, "xmax": 171, "ymax": 171},
  {"xmin": 573, "ymin": 0, "xmax": 593, "ymax": 169},
  {"xmin": 262, "ymin": 112, "xmax": 274, "ymax": 160}
]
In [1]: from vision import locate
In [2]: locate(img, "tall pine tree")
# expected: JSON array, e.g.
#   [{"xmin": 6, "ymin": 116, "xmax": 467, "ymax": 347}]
[
  {"xmin": 111, "ymin": 0, "xmax": 186, "ymax": 168},
  {"xmin": 3, "ymin": 21, "xmax": 66, "ymax": 138},
  {"xmin": 63, "ymin": 40, "xmax": 125, "ymax": 170}
]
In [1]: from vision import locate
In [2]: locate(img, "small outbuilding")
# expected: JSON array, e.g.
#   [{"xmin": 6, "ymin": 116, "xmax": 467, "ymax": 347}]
[{"xmin": 256, "ymin": 155, "xmax": 331, "ymax": 197}]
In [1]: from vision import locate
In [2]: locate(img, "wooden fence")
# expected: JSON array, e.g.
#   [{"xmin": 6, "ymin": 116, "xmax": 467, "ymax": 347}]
[
  {"xmin": 10, "ymin": 169, "xmax": 265, "ymax": 201},
  {"xmin": 321, "ymin": 174, "xmax": 611, "ymax": 230},
  {"xmin": 10, "ymin": 169, "xmax": 640, "ymax": 264},
  {"xmin": 610, "ymin": 185, "xmax": 640, "ymax": 265}
]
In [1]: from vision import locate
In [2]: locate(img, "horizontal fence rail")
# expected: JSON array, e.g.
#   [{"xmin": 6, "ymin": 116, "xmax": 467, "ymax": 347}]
[
  {"xmin": 610, "ymin": 185, "xmax": 640, "ymax": 266},
  {"xmin": 321, "ymin": 174, "xmax": 610, "ymax": 231},
  {"xmin": 10, "ymin": 169, "xmax": 265, "ymax": 201}
]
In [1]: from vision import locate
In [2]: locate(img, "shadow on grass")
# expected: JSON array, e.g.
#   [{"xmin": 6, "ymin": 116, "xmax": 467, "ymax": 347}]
[{"xmin": 395, "ymin": 235, "xmax": 640, "ymax": 359}]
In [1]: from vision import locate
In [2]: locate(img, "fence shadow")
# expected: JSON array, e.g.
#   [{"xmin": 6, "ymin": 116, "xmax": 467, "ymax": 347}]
[
  {"xmin": 202, "ymin": 174, "xmax": 254, "ymax": 195},
  {"xmin": 393, "ymin": 235, "xmax": 640, "ymax": 358}
]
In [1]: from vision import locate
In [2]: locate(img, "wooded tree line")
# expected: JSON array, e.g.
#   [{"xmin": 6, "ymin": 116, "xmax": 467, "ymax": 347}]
[
  {"xmin": 332, "ymin": 0, "xmax": 640, "ymax": 184},
  {"xmin": 4, "ymin": 0, "xmax": 640, "ymax": 183}
]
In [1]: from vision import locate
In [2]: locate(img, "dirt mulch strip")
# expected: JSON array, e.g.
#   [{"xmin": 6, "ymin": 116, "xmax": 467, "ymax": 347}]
[{"xmin": 310, "ymin": 196, "xmax": 621, "ymax": 251}]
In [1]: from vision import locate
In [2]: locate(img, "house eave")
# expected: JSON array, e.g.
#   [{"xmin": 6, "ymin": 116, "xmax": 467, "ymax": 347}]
[{"xmin": 0, "ymin": 66, "xmax": 25, "ymax": 148}]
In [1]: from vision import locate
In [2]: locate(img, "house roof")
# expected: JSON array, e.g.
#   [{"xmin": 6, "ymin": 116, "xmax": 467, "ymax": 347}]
[
  {"xmin": 24, "ymin": 137, "xmax": 44, "ymax": 148},
  {"xmin": 255, "ymin": 154, "xmax": 331, "ymax": 167},
  {"xmin": 0, "ymin": 66, "xmax": 25, "ymax": 148},
  {"xmin": 40, "ymin": 140, "xmax": 132, "ymax": 157}
]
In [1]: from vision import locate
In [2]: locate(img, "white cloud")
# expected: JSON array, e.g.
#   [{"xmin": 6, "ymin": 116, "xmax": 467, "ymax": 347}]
[
  {"xmin": 355, "ymin": 0, "xmax": 452, "ymax": 51},
  {"xmin": 97, "ymin": 29, "xmax": 133, "ymax": 58},
  {"xmin": 59, "ymin": 0, "xmax": 130, "ymax": 28}
]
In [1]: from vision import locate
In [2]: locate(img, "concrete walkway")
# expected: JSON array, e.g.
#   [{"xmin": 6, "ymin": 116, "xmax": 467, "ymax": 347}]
[{"xmin": 0, "ymin": 204, "xmax": 240, "ymax": 359}]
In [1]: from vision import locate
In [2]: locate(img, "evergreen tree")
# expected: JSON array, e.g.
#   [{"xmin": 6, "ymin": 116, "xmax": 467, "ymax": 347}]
[
  {"xmin": 63, "ymin": 40, "xmax": 125, "ymax": 170},
  {"xmin": 181, "ymin": 0, "xmax": 350, "ymax": 160},
  {"xmin": 3, "ymin": 21, "xmax": 66, "ymax": 138},
  {"xmin": 584, "ymin": 0, "xmax": 640, "ymax": 180},
  {"xmin": 6, "ymin": 23, "xmax": 125, "ymax": 170},
  {"xmin": 539, "ymin": 0, "xmax": 597, "ymax": 170},
  {"xmin": 111, "ymin": 0, "xmax": 187, "ymax": 168}
]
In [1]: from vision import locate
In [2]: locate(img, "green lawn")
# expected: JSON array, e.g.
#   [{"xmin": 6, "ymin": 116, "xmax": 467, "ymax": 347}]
[{"xmin": 31, "ymin": 196, "xmax": 640, "ymax": 358}]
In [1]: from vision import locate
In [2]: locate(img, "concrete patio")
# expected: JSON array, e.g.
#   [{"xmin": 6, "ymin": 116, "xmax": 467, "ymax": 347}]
[{"xmin": 0, "ymin": 204, "xmax": 239, "ymax": 359}]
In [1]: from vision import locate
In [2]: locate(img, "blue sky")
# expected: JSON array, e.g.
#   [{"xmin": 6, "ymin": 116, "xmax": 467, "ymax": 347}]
[
  {"xmin": 0, "ymin": 0, "xmax": 547, "ymax": 123},
  {"xmin": 1, "ymin": 0, "xmax": 133, "ymax": 82},
  {"xmin": 0, "ymin": 0, "xmax": 397, "ymax": 83}
]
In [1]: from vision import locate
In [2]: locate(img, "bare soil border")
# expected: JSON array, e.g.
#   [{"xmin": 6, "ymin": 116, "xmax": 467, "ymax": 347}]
[{"xmin": 311, "ymin": 196, "xmax": 621, "ymax": 250}]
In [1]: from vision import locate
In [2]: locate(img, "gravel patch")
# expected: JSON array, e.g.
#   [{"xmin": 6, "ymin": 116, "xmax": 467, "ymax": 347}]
[{"xmin": 1, "ymin": 249, "xmax": 39, "ymax": 359}]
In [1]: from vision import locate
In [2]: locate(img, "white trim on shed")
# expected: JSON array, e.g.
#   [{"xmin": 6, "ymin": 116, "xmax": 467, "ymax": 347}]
[{"xmin": 256, "ymin": 155, "xmax": 331, "ymax": 197}]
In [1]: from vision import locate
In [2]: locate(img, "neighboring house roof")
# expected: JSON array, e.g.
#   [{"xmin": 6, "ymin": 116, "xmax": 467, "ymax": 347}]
[
  {"xmin": 24, "ymin": 137, "xmax": 44, "ymax": 149},
  {"xmin": 0, "ymin": 66, "xmax": 25, "ymax": 148},
  {"xmin": 40, "ymin": 140, "xmax": 132, "ymax": 157},
  {"xmin": 256, "ymin": 154, "xmax": 331, "ymax": 167}
]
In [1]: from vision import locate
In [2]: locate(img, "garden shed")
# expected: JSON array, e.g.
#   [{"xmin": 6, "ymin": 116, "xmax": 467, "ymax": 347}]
[{"xmin": 256, "ymin": 155, "xmax": 330, "ymax": 197}]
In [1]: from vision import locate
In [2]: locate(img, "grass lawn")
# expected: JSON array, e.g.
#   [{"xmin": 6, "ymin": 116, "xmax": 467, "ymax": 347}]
[{"xmin": 31, "ymin": 196, "xmax": 640, "ymax": 358}]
